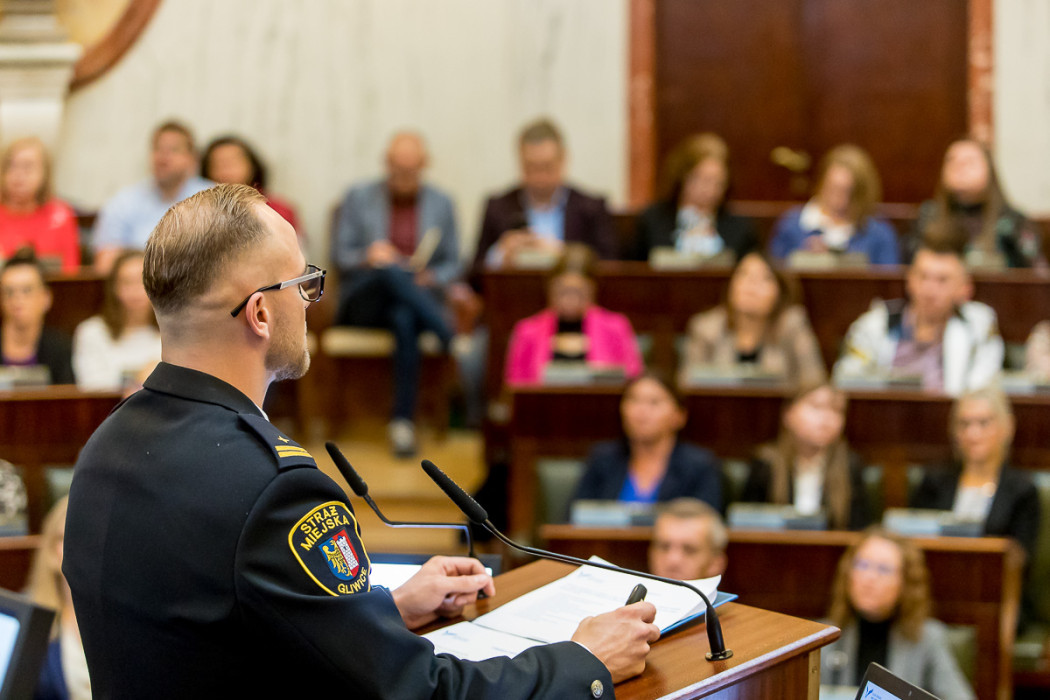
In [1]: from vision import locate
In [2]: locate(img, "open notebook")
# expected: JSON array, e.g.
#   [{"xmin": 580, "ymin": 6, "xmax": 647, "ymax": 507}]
[{"xmin": 424, "ymin": 556, "xmax": 736, "ymax": 661}]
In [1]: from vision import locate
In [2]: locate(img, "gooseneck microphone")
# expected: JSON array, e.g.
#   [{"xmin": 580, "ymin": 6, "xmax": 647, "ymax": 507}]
[
  {"xmin": 420, "ymin": 458, "xmax": 733, "ymax": 662},
  {"xmin": 325, "ymin": 442, "xmax": 476, "ymax": 558}
]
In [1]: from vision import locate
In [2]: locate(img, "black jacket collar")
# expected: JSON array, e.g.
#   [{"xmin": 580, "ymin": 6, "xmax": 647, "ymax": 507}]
[{"xmin": 143, "ymin": 362, "xmax": 264, "ymax": 416}]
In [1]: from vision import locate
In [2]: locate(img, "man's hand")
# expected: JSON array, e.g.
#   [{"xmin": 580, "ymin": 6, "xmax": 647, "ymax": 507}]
[
  {"xmin": 571, "ymin": 602, "xmax": 660, "ymax": 683},
  {"xmin": 366, "ymin": 240, "xmax": 403, "ymax": 267},
  {"xmin": 391, "ymin": 556, "xmax": 495, "ymax": 630},
  {"xmin": 496, "ymin": 229, "xmax": 536, "ymax": 265}
]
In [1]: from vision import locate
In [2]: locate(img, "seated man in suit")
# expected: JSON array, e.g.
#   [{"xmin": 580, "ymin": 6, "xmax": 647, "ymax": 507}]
[
  {"xmin": 648, "ymin": 498, "xmax": 728, "ymax": 582},
  {"xmin": 473, "ymin": 118, "xmax": 616, "ymax": 271},
  {"xmin": 833, "ymin": 238, "xmax": 1003, "ymax": 396},
  {"xmin": 332, "ymin": 132, "xmax": 459, "ymax": 456}
]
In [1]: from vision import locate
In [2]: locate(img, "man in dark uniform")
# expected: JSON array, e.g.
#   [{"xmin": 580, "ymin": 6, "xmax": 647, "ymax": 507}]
[{"xmin": 63, "ymin": 184, "xmax": 658, "ymax": 699}]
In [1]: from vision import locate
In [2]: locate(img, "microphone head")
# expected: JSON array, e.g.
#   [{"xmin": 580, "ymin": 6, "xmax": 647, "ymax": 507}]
[
  {"xmin": 325, "ymin": 441, "xmax": 369, "ymax": 497},
  {"xmin": 420, "ymin": 459, "xmax": 489, "ymax": 524}
]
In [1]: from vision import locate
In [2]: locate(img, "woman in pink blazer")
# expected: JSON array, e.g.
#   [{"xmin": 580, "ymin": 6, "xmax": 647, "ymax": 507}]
[{"xmin": 505, "ymin": 244, "xmax": 643, "ymax": 385}]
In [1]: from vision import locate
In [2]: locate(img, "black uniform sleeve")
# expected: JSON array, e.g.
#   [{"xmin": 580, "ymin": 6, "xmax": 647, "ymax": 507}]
[{"xmin": 234, "ymin": 466, "xmax": 612, "ymax": 700}]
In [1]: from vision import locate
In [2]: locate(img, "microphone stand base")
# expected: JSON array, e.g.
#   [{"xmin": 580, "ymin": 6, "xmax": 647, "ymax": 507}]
[{"xmin": 706, "ymin": 649, "xmax": 734, "ymax": 662}]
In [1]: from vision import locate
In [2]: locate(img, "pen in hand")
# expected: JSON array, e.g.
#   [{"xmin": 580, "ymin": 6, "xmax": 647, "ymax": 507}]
[{"xmin": 625, "ymin": 583, "xmax": 647, "ymax": 605}]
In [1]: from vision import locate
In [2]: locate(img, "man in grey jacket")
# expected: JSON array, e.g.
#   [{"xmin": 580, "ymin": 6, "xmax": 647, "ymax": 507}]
[{"xmin": 332, "ymin": 132, "xmax": 460, "ymax": 455}]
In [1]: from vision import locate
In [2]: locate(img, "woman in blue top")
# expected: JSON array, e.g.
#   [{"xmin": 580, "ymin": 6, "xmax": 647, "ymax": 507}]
[
  {"xmin": 769, "ymin": 144, "xmax": 900, "ymax": 265},
  {"xmin": 570, "ymin": 372, "xmax": 722, "ymax": 513}
]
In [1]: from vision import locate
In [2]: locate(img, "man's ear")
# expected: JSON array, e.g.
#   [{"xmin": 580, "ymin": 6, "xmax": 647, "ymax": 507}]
[{"xmin": 243, "ymin": 293, "xmax": 272, "ymax": 340}]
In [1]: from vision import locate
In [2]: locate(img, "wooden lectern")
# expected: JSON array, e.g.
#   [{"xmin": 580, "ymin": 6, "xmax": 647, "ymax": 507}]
[{"xmin": 439, "ymin": 559, "xmax": 840, "ymax": 699}]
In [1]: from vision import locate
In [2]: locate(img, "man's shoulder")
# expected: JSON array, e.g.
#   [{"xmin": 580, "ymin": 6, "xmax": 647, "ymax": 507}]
[
  {"xmin": 484, "ymin": 186, "xmax": 524, "ymax": 210},
  {"xmin": 103, "ymin": 179, "xmax": 155, "ymax": 211},
  {"xmin": 564, "ymin": 184, "xmax": 608, "ymax": 211}
]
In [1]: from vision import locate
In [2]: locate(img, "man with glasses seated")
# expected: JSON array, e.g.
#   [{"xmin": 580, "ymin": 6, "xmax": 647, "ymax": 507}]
[{"xmin": 63, "ymin": 183, "xmax": 658, "ymax": 699}]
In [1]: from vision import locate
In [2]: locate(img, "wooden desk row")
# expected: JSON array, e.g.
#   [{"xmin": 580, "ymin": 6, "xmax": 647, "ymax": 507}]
[
  {"xmin": 481, "ymin": 264, "xmax": 1050, "ymax": 398},
  {"xmin": 506, "ymin": 385, "xmax": 1050, "ymax": 541},
  {"xmin": 540, "ymin": 526, "xmax": 1023, "ymax": 700}
]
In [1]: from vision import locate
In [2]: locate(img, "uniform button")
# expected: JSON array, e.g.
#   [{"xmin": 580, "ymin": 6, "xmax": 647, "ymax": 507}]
[{"xmin": 590, "ymin": 679, "xmax": 604, "ymax": 698}]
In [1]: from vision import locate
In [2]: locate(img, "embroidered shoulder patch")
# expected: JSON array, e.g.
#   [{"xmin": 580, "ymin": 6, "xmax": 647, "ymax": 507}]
[{"xmin": 288, "ymin": 501, "xmax": 370, "ymax": 596}]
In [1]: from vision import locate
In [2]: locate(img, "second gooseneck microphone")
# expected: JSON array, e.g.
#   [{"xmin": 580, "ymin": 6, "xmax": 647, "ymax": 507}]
[
  {"xmin": 419, "ymin": 458, "xmax": 733, "ymax": 662},
  {"xmin": 325, "ymin": 442, "xmax": 476, "ymax": 558}
]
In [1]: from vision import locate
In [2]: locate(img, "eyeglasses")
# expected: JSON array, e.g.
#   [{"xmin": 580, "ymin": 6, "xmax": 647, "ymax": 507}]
[
  {"xmin": 230, "ymin": 264, "xmax": 326, "ymax": 317},
  {"xmin": 851, "ymin": 558, "xmax": 900, "ymax": 579}
]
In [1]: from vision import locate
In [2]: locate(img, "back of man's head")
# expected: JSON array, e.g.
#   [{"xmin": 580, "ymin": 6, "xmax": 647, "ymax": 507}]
[{"xmin": 144, "ymin": 183, "xmax": 267, "ymax": 316}]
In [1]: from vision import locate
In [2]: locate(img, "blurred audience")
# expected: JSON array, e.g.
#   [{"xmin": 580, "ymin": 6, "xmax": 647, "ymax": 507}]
[
  {"xmin": 473, "ymin": 118, "xmax": 615, "ymax": 271},
  {"xmin": 571, "ymin": 372, "xmax": 721, "ymax": 510},
  {"xmin": 0, "ymin": 251, "xmax": 73, "ymax": 383},
  {"xmin": 769, "ymin": 144, "xmax": 899, "ymax": 265},
  {"xmin": 648, "ymin": 497, "xmax": 728, "ymax": 581},
  {"xmin": 332, "ymin": 131, "xmax": 459, "ymax": 457},
  {"xmin": 0, "ymin": 138, "xmax": 79, "ymax": 273},
  {"xmin": 741, "ymin": 382, "xmax": 872, "ymax": 530},
  {"xmin": 201, "ymin": 135, "xmax": 301, "ymax": 235},
  {"xmin": 72, "ymin": 251, "xmax": 160, "ymax": 392},
  {"xmin": 632, "ymin": 133, "xmax": 756, "ymax": 263},
  {"xmin": 0, "ymin": 457, "xmax": 27, "ymax": 535},
  {"xmin": 92, "ymin": 121, "xmax": 212, "ymax": 273},
  {"xmin": 1025, "ymin": 320, "xmax": 1050, "ymax": 379},
  {"xmin": 505, "ymin": 243, "xmax": 641, "ymax": 385},
  {"xmin": 911, "ymin": 387, "xmax": 1039, "ymax": 561},
  {"xmin": 907, "ymin": 137, "xmax": 1043, "ymax": 268},
  {"xmin": 821, "ymin": 527, "xmax": 974, "ymax": 699},
  {"xmin": 680, "ymin": 251, "xmax": 825, "ymax": 386},
  {"xmin": 27, "ymin": 497, "xmax": 91, "ymax": 700},
  {"xmin": 834, "ymin": 240, "xmax": 1003, "ymax": 395}
]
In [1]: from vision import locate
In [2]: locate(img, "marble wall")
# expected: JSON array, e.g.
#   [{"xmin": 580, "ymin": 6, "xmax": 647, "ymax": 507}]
[
  {"xmin": 995, "ymin": 0, "xmax": 1050, "ymax": 216},
  {"xmin": 54, "ymin": 0, "xmax": 629, "ymax": 262}
]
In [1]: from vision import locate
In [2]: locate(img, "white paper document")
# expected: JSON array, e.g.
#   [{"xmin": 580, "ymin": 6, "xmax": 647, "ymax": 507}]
[{"xmin": 424, "ymin": 557, "xmax": 720, "ymax": 660}]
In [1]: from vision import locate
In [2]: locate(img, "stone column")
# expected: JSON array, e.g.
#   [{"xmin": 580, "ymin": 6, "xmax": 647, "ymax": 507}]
[{"xmin": 0, "ymin": 0, "xmax": 81, "ymax": 149}]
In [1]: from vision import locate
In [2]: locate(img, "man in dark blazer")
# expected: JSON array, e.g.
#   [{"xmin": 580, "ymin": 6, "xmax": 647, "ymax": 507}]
[{"xmin": 472, "ymin": 118, "xmax": 617, "ymax": 273}]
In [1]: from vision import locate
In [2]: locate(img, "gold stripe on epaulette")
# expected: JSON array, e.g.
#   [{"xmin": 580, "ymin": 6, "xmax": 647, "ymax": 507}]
[{"xmin": 276, "ymin": 446, "xmax": 312, "ymax": 458}]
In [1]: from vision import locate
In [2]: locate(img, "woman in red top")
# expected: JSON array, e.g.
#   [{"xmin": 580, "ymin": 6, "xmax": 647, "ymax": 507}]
[
  {"xmin": 0, "ymin": 137, "xmax": 79, "ymax": 273},
  {"xmin": 201, "ymin": 135, "xmax": 302, "ymax": 237}
]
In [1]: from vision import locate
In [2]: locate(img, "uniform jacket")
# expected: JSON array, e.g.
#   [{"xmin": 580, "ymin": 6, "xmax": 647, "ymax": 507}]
[
  {"xmin": 472, "ymin": 185, "xmax": 617, "ymax": 273},
  {"xmin": 833, "ymin": 299, "xmax": 1004, "ymax": 396},
  {"xmin": 332, "ymin": 180, "xmax": 461, "ymax": 287},
  {"xmin": 64, "ymin": 362, "xmax": 611, "ymax": 699},
  {"xmin": 504, "ymin": 306, "xmax": 643, "ymax": 386},
  {"xmin": 821, "ymin": 619, "xmax": 975, "ymax": 700}
]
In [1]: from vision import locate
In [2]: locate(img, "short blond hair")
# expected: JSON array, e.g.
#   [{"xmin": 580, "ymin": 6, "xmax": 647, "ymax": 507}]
[{"xmin": 143, "ymin": 183, "xmax": 266, "ymax": 314}]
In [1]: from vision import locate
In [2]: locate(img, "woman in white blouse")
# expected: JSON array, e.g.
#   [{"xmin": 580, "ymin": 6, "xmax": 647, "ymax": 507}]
[
  {"xmin": 741, "ymin": 381, "xmax": 872, "ymax": 530},
  {"xmin": 73, "ymin": 251, "xmax": 160, "ymax": 392}
]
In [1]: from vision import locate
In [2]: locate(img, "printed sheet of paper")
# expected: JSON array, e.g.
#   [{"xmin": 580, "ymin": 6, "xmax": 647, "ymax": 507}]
[
  {"xmin": 423, "ymin": 621, "xmax": 543, "ymax": 661},
  {"xmin": 469, "ymin": 557, "xmax": 719, "ymax": 644}
]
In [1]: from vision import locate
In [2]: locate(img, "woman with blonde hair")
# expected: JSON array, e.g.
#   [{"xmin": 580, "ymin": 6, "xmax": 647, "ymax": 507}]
[
  {"xmin": 911, "ymin": 386, "xmax": 1039, "ymax": 560},
  {"xmin": 741, "ymin": 381, "xmax": 870, "ymax": 530},
  {"xmin": 821, "ymin": 527, "xmax": 974, "ymax": 698},
  {"xmin": 769, "ymin": 144, "xmax": 899, "ymax": 265},
  {"xmin": 633, "ymin": 133, "xmax": 757, "ymax": 262},
  {"xmin": 0, "ymin": 137, "xmax": 80, "ymax": 272},
  {"xmin": 680, "ymin": 251, "xmax": 826, "ymax": 387},
  {"xmin": 26, "ymin": 496, "xmax": 91, "ymax": 700}
]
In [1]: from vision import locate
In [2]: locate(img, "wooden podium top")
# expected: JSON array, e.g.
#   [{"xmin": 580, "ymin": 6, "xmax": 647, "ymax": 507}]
[{"xmin": 441, "ymin": 559, "xmax": 840, "ymax": 699}]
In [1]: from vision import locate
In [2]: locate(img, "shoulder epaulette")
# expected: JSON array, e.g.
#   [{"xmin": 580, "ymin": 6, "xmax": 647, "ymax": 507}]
[{"xmin": 238, "ymin": 413, "xmax": 316, "ymax": 471}]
